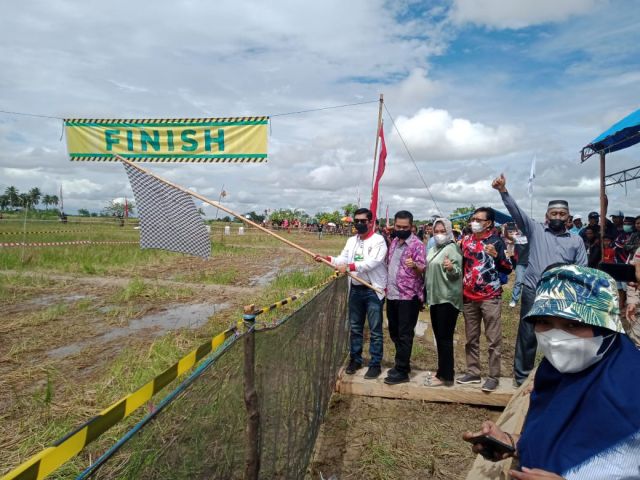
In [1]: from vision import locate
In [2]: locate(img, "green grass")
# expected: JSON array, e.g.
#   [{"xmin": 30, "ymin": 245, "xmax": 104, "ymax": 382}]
[
  {"xmin": 113, "ymin": 278, "xmax": 194, "ymax": 303},
  {"xmin": 173, "ymin": 268, "xmax": 239, "ymax": 285},
  {"xmin": 0, "ymin": 273, "xmax": 59, "ymax": 302}
]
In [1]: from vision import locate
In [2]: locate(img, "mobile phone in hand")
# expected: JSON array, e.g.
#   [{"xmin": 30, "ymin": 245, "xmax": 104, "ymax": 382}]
[{"xmin": 466, "ymin": 434, "xmax": 515, "ymax": 459}]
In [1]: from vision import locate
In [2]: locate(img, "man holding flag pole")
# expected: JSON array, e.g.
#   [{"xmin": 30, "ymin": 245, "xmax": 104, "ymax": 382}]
[{"xmin": 314, "ymin": 116, "xmax": 389, "ymax": 379}]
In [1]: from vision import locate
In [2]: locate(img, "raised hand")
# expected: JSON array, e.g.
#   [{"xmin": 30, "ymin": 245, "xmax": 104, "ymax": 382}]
[
  {"xmin": 491, "ymin": 173, "xmax": 507, "ymax": 192},
  {"xmin": 443, "ymin": 254, "xmax": 453, "ymax": 272}
]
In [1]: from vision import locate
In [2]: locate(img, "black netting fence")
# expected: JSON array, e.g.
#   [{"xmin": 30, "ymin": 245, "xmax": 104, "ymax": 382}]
[{"xmin": 91, "ymin": 275, "xmax": 348, "ymax": 479}]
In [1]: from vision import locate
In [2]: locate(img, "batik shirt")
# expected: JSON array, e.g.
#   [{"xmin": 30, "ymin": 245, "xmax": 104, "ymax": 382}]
[
  {"xmin": 461, "ymin": 228, "xmax": 512, "ymax": 302},
  {"xmin": 387, "ymin": 233, "xmax": 425, "ymax": 302}
]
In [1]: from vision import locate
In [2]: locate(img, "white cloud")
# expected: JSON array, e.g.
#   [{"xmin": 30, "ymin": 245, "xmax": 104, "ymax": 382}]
[
  {"xmin": 390, "ymin": 108, "xmax": 520, "ymax": 160},
  {"xmin": 0, "ymin": 0, "xmax": 638, "ymax": 224},
  {"xmin": 450, "ymin": 0, "xmax": 602, "ymax": 29}
]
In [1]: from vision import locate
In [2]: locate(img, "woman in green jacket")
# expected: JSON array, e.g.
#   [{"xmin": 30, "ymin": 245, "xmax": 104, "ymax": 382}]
[{"xmin": 425, "ymin": 218, "xmax": 463, "ymax": 386}]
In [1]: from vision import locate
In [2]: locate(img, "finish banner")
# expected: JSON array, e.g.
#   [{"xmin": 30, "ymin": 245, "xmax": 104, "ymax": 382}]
[{"xmin": 64, "ymin": 117, "xmax": 269, "ymax": 163}]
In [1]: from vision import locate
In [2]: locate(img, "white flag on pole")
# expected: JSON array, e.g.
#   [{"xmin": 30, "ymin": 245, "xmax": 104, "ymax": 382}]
[{"xmin": 527, "ymin": 156, "xmax": 536, "ymax": 197}]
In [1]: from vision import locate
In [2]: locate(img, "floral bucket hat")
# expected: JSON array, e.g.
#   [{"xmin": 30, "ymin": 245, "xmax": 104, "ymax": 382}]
[{"xmin": 523, "ymin": 265, "xmax": 624, "ymax": 333}]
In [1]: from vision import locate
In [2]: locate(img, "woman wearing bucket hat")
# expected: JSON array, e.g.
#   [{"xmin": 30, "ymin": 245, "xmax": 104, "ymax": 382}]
[{"xmin": 463, "ymin": 265, "xmax": 640, "ymax": 479}]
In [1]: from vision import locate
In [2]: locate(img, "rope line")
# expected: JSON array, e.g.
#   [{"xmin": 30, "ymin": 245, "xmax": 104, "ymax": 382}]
[
  {"xmin": 0, "ymin": 109, "xmax": 63, "ymax": 120},
  {"xmin": 383, "ymin": 104, "xmax": 443, "ymax": 217},
  {"xmin": 1, "ymin": 273, "xmax": 341, "ymax": 480},
  {"xmin": 0, "ymin": 240, "xmax": 139, "ymax": 248},
  {"xmin": 269, "ymin": 100, "xmax": 378, "ymax": 117},
  {"xmin": 0, "ymin": 229, "xmax": 113, "ymax": 235},
  {"xmin": 74, "ymin": 331, "xmax": 242, "ymax": 480},
  {"xmin": 0, "ymin": 100, "xmax": 379, "ymax": 123},
  {"xmin": 252, "ymin": 272, "xmax": 339, "ymax": 321},
  {"xmin": 0, "ymin": 328, "xmax": 237, "ymax": 480}
]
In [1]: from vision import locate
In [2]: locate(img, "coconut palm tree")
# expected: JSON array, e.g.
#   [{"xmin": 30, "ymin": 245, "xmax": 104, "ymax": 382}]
[
  {"xmin": 50, "ymin": 195, "xmax": 59, "ymax": 209},
  {"xmin": 29, "ymin": 187, "xmax": 42, "ymax": 208},
  {"xmin": 4, "ymin": 186, "xmax": 19, "ymax": 208},
  {"xmin": 0, "ymin": 194, "xmax": 9, "ymax": 211},
  {"xmin": 42, "ymin": 194, "xmax": 52, "ymax": 209},
  {"xmin": 19, "ymin": 193, "xmax": 32, "ymax": 209}
]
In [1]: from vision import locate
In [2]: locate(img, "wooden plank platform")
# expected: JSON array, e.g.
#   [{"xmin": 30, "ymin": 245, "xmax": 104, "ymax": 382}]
[{"xmin": 335, "ymin": 367, "xmax": 515, "ymax": 407}]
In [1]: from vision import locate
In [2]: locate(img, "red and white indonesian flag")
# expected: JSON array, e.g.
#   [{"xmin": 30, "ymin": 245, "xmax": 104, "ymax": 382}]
[{"xmin": 370, "ymin": 124, "xmax": 387, "ymax": 225}]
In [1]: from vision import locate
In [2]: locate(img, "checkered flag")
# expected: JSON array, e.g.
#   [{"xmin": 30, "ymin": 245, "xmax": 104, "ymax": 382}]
[{"xmin": 123, "ymin": 163, "xmax": 211, "ymax": 258}]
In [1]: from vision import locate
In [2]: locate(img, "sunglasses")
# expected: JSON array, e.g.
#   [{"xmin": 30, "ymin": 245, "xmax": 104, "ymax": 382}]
[{"xmin": 354, "ymin": 219, "xmax": 369, "ymax": 225}]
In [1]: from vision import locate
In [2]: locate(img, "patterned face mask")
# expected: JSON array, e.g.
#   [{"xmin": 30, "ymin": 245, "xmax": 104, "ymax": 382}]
[{"xmin": 535, "ymin": 328, "xmax": 614, "ymax": 373}]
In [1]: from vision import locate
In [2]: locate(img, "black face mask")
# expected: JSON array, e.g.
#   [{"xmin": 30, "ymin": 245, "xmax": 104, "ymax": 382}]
[
  {"xmin": 395, "ymin": 230, "xmax": 411, "ymax": 240},
  {"xmin": 548, "ymin": 219, "xmax": 566, "ymax": 232},
  {"xmin": 355, "ymin": 223, "xmax": 369, "ymax": 234}
]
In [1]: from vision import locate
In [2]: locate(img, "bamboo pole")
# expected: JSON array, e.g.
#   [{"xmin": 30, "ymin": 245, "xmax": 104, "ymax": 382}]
[
  {"xmin": 117, "ymin": 156, "xmax": 383, "ymax": 294},
  {"xmin": 243, "ymin": 306, "xmax": 260, "ymax": 480},
  {"xmin": 370, "ymin": 94, "xmax": 384, "ymax": 193}
]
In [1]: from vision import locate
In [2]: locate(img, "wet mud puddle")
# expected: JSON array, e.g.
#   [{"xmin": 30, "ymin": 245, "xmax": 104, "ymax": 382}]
[{"xmin": 47, "ymin": 302, "xmax": 230, "ymax": 359}]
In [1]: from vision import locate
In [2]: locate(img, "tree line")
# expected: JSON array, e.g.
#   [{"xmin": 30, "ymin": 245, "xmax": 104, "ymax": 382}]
[{"xmin": 1, "ymin": 186, "xmax": 59, "ymax": 210}]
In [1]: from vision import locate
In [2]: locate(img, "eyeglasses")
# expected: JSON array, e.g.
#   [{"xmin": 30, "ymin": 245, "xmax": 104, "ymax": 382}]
[
  {"xmin": 470, "ymin": 217, "xmax": 488, "ymax": 222},
  {"xmin": 354, "ymin": 219, "xmax": 369, "ymax": 225}
]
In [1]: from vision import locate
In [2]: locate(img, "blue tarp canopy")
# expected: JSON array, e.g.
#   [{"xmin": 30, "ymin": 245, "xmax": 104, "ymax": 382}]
[
  {"xmin": 449, "ymin": 209, "xmax": 513, "ymax": 225},
  {"xmin": 581, "ymin": 108, "xmax": 640, "ymax": 161}
]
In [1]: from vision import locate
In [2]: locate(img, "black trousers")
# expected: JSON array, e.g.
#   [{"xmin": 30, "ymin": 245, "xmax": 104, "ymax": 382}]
[
  {"xmin": 430, "ymin": 302, "xmax": 459, "ymax": 381},
  {"xmin": 387, "ymin": 297, "xmax": 421, "ymax": 374},
  {"xmin": 514, "ymin": 286, "xmax": 537, "ymax": 385}
]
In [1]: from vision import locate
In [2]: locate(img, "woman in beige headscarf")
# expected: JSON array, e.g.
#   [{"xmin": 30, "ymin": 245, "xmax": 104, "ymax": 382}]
[{"xmin": 424, "ymin": 218, "xmax": 463, "ymax": 386}]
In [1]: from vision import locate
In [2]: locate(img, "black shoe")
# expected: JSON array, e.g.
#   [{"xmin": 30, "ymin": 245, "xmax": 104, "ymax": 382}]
[
  {"xmin": 456, "ymin": 373, "xmax": 482, "ymax": 384},
  {"xmin": 481, "ymin": 377, "xmax": 499, "ymax": 392},
  {"xmin": 364, "ymin": 365, "xmax": 381, "ymax": 379},
  {"xmin": 345, "ymin": 360, "xmax": 362, "ymax": 375},
  {"xmin": 384, "ymin": 371, "xmax": 410, "ymax": 385}
]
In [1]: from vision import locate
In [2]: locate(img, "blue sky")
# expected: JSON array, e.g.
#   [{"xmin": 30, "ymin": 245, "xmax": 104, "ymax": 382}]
[{"xmin": 1, "ymin": 0, "xmax": 639, "ymax": 220}]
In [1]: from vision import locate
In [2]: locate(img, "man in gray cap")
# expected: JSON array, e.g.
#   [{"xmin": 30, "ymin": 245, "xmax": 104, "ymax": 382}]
[{"xmin": 492, "ymin": 173, "xmax": 587, "ymax": 385}]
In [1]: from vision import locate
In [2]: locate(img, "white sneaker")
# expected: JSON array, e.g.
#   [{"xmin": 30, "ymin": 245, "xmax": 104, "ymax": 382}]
[{"xmin": 509, "ymin": 301, "xmax": 516, "ymax": 308}]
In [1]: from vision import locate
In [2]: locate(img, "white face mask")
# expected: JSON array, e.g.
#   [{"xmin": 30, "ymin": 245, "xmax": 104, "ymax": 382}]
[
  {"xmin": 535, "ymin": 328, "xmax": 613, "ymax": 373},
  {"xmin": 434, "ymin": 233, "xmax": 448, "ymax": 245},
  {"xmin": 470, "ymin": 221, "xmax": 484, "ymax": 233}
]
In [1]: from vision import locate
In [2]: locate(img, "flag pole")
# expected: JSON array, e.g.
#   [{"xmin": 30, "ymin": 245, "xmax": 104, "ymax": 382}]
[
  {"xmin": 370, "ymin": 94, "xmax": 384, "ymax": 193},
  {"xmin": 117, "ymin": 156, "xmax": 383, "ymax": 294},
  {"xmin": 214, "ymin": 184, "xmax": 224, "ymax": 221}
]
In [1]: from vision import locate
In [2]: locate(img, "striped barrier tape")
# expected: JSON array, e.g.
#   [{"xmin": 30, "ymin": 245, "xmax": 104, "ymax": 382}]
[
  {"xmin": 78, "ymin": 275, "xmax": 341, "ymax": 478},
  {"xmin": 0, "ymin": 219, "xmax": 139, "ymax": 224},
  {"xmin": 0, "ymin": 241, "xmax": 139, "ymax": 248},
  {"xmin": 0, "ymin": 328, "xmax": 237, "ymax": 480},
  {"xmin": 1, "ymin": 273, "xmax": 339, "ymax": 480},
  {"xmin": 252, "ymin": 272, "xmax": 339, "ymax": 318},
  {"xmin": 0, "ymin": 230, "xmax": 115, "ymax": 235}
]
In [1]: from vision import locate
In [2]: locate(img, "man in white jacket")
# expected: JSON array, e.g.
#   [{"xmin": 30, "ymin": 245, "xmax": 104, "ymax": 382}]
[{"xmin": 316, "ymin": 208, "xmax": 388, "ymax": 379}]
